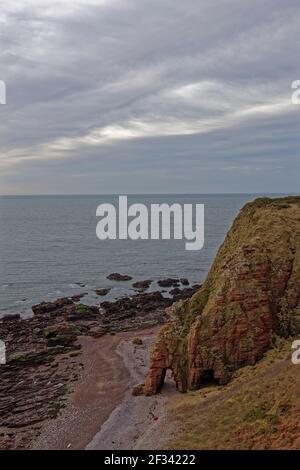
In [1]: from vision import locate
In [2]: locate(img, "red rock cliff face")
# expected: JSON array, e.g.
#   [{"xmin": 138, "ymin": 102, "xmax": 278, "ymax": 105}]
[{"xmin": 144, "ymin": 197, "xmax": 300, "ymax": 394}]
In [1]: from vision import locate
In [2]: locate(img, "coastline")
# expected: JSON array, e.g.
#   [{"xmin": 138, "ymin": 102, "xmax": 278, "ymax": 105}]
[
  {"xmin": 86, "ymin": 333, "xmax": 177, "ymax": 450},
  {"xmin": 0, "ymin": 282, "xmax": 192, "ymax": 450},
  {"xmin": 32, "ymin": 327, "xmax": 166, "ymax": 450}
]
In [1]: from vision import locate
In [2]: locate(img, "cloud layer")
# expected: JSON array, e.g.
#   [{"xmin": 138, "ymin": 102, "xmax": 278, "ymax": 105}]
[{"xmin": 0, "ymin": 0, "xmax": 299, "ymax": 194}]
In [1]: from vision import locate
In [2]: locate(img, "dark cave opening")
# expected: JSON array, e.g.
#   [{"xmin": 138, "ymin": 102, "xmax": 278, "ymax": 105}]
[{"xmin": 200, "ymin": 369, "xmax": 220, "ymax": 387}]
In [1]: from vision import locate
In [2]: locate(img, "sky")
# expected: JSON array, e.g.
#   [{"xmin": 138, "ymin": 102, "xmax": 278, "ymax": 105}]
[{"xmin": 0, "ymin": 0, "xmax": 299, "ymax": 195}]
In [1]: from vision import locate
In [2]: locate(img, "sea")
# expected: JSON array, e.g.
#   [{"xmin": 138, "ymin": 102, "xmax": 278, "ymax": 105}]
[{"xmin": 0, "ymin": 194, "xmax": 284, "ymax": 317}]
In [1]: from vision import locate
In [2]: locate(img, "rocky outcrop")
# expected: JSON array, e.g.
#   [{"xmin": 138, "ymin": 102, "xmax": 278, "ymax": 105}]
[
  {"xmin": 158, "ymin": 278, "xmax": 181, "ymax": 288},
  {"xmin": 132, "ymin": 280, "xmax": 153, "ymax": 290},
  {"xmin": 107, "ymin": 273, "xmax": 132, "ymax": 281},
  {"xmin": 144, "ymin": 197, "xmax": 300, "ymax": 395},
  {"xmin": 95, "ymin": 288, "xmax": 111, "ymax": 296},
  {"xmin": 32, "ymin": 297, "xmax": 73, "ymax": 315},
  {"xmin": 170, "ymin": 284, "xmax": 201, "ymax": 301},
  {"xmin": 70, "ymin": 293, "xmax": 88, "ymax": 302}
]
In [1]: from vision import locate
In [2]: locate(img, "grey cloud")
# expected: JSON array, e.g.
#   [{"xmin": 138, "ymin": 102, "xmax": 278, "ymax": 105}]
[{"xmin": 0, "ymin": 0, "xmax": 299, "ymax": 194}]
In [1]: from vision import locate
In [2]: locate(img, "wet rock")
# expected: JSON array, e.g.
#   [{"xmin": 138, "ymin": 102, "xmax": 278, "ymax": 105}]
[
  {"xmin": 70, "ymin": 293, "xmax": 88, "ymax": 302},
  {"xmin": 107, "ymin": 273, "xmax": 132, "ymax": 281},
  {"xmin": 32, "ymin": 298, "xmax": 73, "ymax": 315},
  {"xmin": 158, "ymin": 278, "xmax": 180, "ymax": 288},
  {"xmin": 65, "ymin": 304, "xmax": 99, "ymax": 321},
  {"xmin": 46, "ymin": 336, "xmax": 75, "ymax": 348},
  {"xmin": 1, "ymin": 314, "xmax": 21, "ymax": 322},
  {"xmin": 132, "ymin": 280, "xmax": 153, "ymax": 290},
  {"xmin": 99, "ymin": 291, "xmax": 172, "ymax": 332},
  {"xmin": 192, "ymin": 283, "xmax": 202, "ymax": 290},
  {"xmin": 169, "ymin": 287, "xmax": 182, "ymax": 297},
  {"xmin": 101, "ymin": 291, "xmax": 170, "ymax": 316},
  {"xmin": 170, "ymin": 285, "xmax": 201, "ymax": 300},
  {"xmin": 95, "ymin": 288, "xmax": 111, "ymax": 296},
  {"xmin": 0, "ymin": 310, "xmax": 88, "ymax": 448}
]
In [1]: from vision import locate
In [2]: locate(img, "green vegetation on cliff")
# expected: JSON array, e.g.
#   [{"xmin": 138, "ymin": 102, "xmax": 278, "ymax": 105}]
[{"xmin": 168, "ymin": 338, "xmax": 300, "ymax": 450}]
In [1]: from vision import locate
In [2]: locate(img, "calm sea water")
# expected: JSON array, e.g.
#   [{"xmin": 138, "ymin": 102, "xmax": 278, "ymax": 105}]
[{"xmin": 0, "ymin": 194, "xmax": 280, "ymax": 317}]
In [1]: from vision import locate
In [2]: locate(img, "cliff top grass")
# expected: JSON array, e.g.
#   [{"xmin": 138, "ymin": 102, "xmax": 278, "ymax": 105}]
[{"xmin": 167, "ymin": 337, "xmax": 300, "ymax": 450}]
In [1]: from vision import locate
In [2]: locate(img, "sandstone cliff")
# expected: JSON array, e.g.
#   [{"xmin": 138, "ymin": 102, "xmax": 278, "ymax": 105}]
[{"xmin": 144, "ymin": 196, "xmax": 300, "ymax": 394}]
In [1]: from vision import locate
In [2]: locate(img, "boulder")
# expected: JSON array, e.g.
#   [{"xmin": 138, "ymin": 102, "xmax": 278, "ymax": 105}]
[{"xmin": 132, "ymin": 280, "xmax": 153, "ymax": 290}]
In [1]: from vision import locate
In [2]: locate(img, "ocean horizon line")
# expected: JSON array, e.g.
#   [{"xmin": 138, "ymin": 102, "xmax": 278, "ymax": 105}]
[{"xmin": 0, "ymin": 192, "xmax": 295, "ymax": 198}]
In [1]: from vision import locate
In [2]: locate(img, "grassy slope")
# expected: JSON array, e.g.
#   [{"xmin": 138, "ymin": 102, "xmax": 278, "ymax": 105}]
[
  {"xmin": 163, "ymin": 197, "xmax": 300, "ymax": 449},
  {"xmin": 167, "ymin": 337, "xmax": 300, "ymax": 450}
]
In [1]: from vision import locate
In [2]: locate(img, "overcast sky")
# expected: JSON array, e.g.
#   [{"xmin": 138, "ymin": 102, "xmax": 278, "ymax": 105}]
[{"xmin": 0, "ymin": 0, "xmax": 299, "ymax": 195}]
